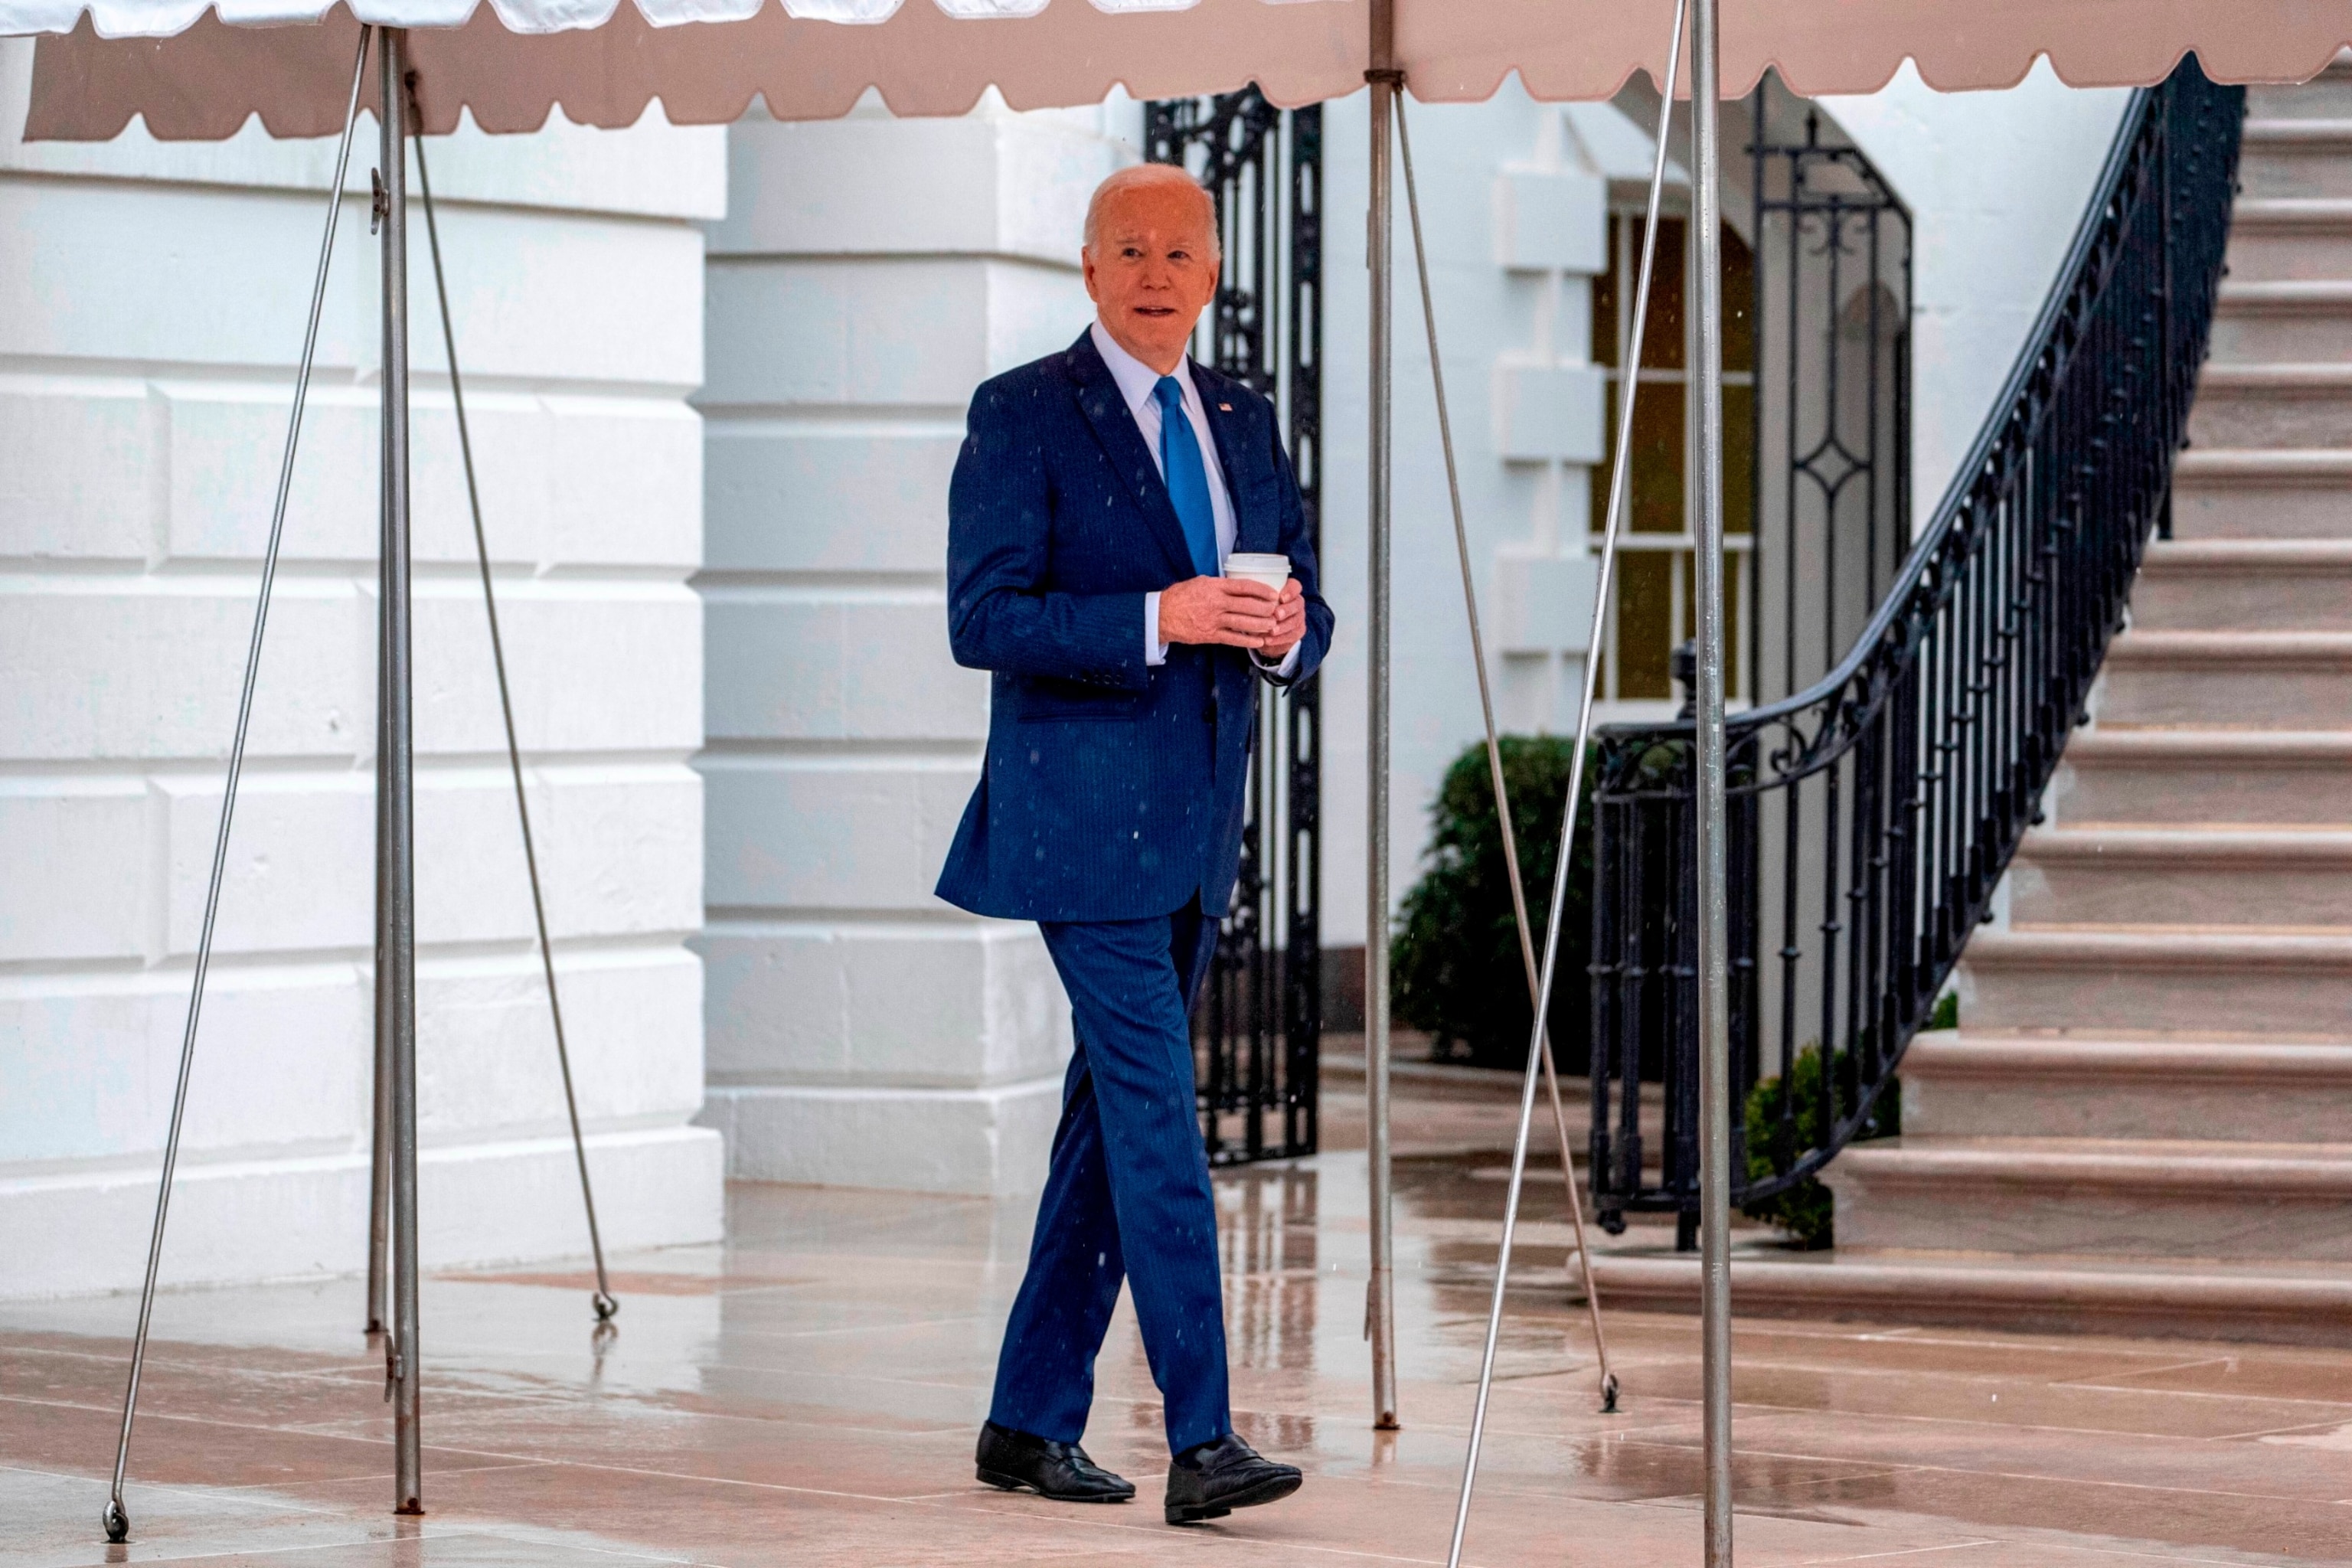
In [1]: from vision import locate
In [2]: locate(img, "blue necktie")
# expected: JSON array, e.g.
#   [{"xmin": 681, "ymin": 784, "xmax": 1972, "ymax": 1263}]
[{"xmin": 1153, "ymin": 376, "xmax": 1221, "ymax": 579}]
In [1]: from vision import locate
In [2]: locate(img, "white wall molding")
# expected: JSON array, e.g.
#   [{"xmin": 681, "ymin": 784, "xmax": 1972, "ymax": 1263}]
[{"xmin": 0, "ymin": 48, "xmax": 724, "ymax": 1298}]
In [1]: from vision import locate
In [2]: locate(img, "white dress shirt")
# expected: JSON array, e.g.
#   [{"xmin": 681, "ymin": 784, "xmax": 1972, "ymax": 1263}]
[{"xmin": 1089, "ymin": 319, "xmax": 1300, "ymax": 678}]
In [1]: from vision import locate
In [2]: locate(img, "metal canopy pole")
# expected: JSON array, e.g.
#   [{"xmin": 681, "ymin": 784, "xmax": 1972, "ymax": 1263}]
[
  {"xmin": 97, "ymin": 27, "xmax": 374, "ymax": 1547},
  {"xmin": 366, "ymin": 78, "xmax": 397, "ymax": 1344},
  {"xmin": 1441, "ymin": 5, "xmax": 1686, "ymax": 1561},
  {"xmin": 1363, "ymin": 0, "xmax": 1400, "ymax": 1436},
  {"xmin": 377, "ymin": 24, "xmax": 426, "ymax": 1518},
  {"xmin": 1690, "ymin": 0, "xmax": 1736, "ymax": 1558},
  {"xmin": 1391, "ymin": 85, "xmax": 1618, "ymax": 1416},
  {"xmin": 407, "ymin": 77, "xmax": 619, "ymax": 1327},
  {"xmin": 368, "ymin": 400, "xmax": 394, "ymax": 1337}
]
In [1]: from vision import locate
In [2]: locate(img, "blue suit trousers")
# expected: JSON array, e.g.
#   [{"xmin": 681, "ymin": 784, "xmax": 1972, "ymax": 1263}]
[{"xmin": 988, "ymin": 899, "xmax": 1231, "ymax": 1456}]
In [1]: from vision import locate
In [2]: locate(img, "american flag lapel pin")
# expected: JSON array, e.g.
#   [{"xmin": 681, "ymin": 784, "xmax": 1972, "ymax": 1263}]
[{"xmin": 1218, "ymin": 402, "xmax": 1233, "ymax": 411}]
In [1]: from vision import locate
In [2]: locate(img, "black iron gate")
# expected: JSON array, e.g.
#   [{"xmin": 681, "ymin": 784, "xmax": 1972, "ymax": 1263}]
[
  {"xmin": 1746, "ymin": 80, "xmax": 1914, "ymax": 709},
  {"xmin": 1145, "ymin": 90, "xmax": 1323, "ymax": 1165}
]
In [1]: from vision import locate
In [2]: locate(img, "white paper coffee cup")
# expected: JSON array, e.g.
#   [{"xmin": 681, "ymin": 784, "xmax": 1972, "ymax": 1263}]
[{"xmin": 1225, "ymin": 552, "xmax": 1292, "ymax": 593}]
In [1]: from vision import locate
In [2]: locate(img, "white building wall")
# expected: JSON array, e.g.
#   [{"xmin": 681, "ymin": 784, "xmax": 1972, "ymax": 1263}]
[
  {"xmin": 0, "ymin": 41, "xmax": 725, "ymax": 1297},
  {"xmin": 694, "ymin": 98, "xmax": 1137, "ymax": 1195}
]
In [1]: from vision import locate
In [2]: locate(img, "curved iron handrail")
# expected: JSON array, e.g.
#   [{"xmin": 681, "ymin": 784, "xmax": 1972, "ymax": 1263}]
[{"xmin": 1586, "ymin": 59, "xmax": 2246, "ymax": 1227}]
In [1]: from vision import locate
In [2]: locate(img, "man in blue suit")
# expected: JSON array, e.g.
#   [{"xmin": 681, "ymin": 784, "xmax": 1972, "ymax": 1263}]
[{"xmin": 936, "ymin": 162, "xmax": 1333, "ymax": 1527}]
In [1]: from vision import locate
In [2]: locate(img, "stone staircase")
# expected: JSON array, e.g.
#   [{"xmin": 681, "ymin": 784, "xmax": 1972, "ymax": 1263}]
[{"xmin": 1594, "ymin": 63, "xmax": 2352, "ymax": 1343}]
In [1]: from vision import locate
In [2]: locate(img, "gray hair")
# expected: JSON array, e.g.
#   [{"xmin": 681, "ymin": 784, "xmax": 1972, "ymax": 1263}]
[{"xmin": 1083, "ymin": 163, "xmax": 1221, "ymax": 260}]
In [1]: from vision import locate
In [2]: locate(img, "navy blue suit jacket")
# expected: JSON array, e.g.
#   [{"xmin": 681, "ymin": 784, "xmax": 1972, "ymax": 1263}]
[{"xmin": 934, "ymin": 330, "xmax": 1334, "ymax": 924}]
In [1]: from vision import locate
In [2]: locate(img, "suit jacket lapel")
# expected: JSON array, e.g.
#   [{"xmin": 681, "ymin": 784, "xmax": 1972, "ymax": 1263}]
[
  {"xmin": 1067, "ymin": 332, "xmax": 1200, "ymax": 580},
  {"xmin": 1194, "ymin": 364, "xmax": 1273, "ymax": 554}
]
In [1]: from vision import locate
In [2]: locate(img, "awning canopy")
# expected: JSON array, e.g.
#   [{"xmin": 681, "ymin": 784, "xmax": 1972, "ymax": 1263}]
[{"xmin": 14, "ymin": 0, "xmax": 2349, "ymax": 142}]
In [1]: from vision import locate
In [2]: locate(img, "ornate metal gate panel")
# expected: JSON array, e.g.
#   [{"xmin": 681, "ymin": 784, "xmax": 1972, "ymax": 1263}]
[
  {"xmin": 1146, "ymin": 90, "xmax": 1323, "ymax": 1164},
  {"xmin": 1747, "ymin": 80, "xmax": 1914, "ymax": 710}
]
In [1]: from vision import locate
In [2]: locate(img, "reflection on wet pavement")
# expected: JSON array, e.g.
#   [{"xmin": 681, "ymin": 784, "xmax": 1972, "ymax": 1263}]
[{"xmin": 9, "ymin": 1085, "xmax": 2352, "ymax": 1564}]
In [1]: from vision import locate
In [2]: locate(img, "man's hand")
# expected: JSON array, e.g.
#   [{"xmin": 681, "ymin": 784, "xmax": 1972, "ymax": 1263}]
[
  {"xmin": 1158, "ymin": 576, "xmax": 1280, "ymax": 649},
  {"xmin": 1258, "ymin": 579, "xmax": 1305, "ymax": 661}
]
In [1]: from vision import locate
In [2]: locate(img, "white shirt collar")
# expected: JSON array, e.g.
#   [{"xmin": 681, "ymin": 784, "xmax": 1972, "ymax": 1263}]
[{"xmin": 1090, "ymin": 318, "xmax": 1199, "ymax": 421}]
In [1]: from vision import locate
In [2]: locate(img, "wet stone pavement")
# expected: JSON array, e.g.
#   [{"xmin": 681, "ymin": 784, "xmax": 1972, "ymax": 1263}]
[{"xmin": 9, "ymin": 1082, "xmax": 2352, "ymax": 1565}]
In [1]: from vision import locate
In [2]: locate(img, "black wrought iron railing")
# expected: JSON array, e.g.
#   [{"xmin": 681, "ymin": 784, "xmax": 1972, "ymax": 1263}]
[{"xmin": 1586, "ymin": 60, "xmax": 2246, "ymax": 1235}]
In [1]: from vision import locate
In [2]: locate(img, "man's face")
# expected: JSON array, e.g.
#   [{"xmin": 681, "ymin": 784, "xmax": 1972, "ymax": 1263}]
[{"xmin": 1083, "ymin": 182, "xmax": 1220, "ymax": 375}]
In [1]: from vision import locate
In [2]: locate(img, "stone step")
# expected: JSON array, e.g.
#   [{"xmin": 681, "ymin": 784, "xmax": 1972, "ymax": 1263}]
[
  {"xmin": 1831, "ymin": 1136, "xmax": 2352, "ymax": 1262},
  {"xmin": 2246, "ymin": 54, "xmax": 2352, "ymax": 119},
  {"xmin": 2171, "ymin": 448, "xmax": 2352, "ymax": 538},
  {"xmin": 2240, "ymin": 120, "xmax": 2352, "ymax": 200},
  {"xmin": 2011, "ymin": 825, "xmax": 2352, "ymax": 928},
  {"xmin": 1903, "ymin": 1034, "xmax": 2352, "ymax": 1142},
  {"xmin": 2189, "ymin": 365, "xmax": 2352, "ymax": 448},
  {"xmin": 1588, "ymin": 1247, "xmax": 2352, "ymax": 1346},
  {"xmin": 1961, "ymin": 927, "xmax": 2352, "ymax": 1037},
  {"xmin": 2211, "ymin": 279, "xmax": 2352, "ymax": 360},
  {"xmin": 2098, "ymin": 629, "xmax": 2352, "ymax": 728},
  {"xmin": 2054, "ymin": 730, "xmax": 2352, "ymax": 826},
  {"xmin": 2132, "ymin": 539, "xmax": 2352, "ymax": 631},
  {"xmin": 2223, "ymin": 198, "xmax": 2352, "ymax": 281}
]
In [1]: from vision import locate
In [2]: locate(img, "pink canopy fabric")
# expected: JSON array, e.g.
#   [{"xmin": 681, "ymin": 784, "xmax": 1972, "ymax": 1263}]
[{"xmin": 19, "ymin": 0, "xmax": 2352, "ymax": 142}]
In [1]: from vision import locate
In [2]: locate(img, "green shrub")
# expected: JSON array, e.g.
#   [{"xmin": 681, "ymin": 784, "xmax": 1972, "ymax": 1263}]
[
  {"xmin": 1390, "ymin": 735, "xmax": 1596, "ymax": 1073},
  {"xmin": 1742, "ymin": 1042, "xmax": 1902, "ymax": 1249}
]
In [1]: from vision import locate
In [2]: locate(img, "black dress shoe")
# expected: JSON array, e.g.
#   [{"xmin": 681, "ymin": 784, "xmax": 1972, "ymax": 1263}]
[
  {"xmin": 1163, "ymin": 1432, "xmax": 1302, "ymax": 1525},
  {"xmin": 975, "ymin": 1421, "xmax": 1135, "ymax": 1503}
]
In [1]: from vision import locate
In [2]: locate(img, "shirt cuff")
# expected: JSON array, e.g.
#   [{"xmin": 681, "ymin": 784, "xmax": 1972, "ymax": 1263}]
[
  {"xmin": 1252, "ymin": 643, "xmax": 1303, "ymax": 678},
  {"xmin": 1144, "ymin": 591, "xmax": 1170, "ymax": 667}
]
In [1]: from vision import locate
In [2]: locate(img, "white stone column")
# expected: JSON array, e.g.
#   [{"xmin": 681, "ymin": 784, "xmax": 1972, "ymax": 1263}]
[
  {"xmin": 695, "ymin": 97, "xmax": 1135, "ymax": 1195},
  {"xmin": 0, "ymin": 43, "xmax": 725, "ymax": 1297}
]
